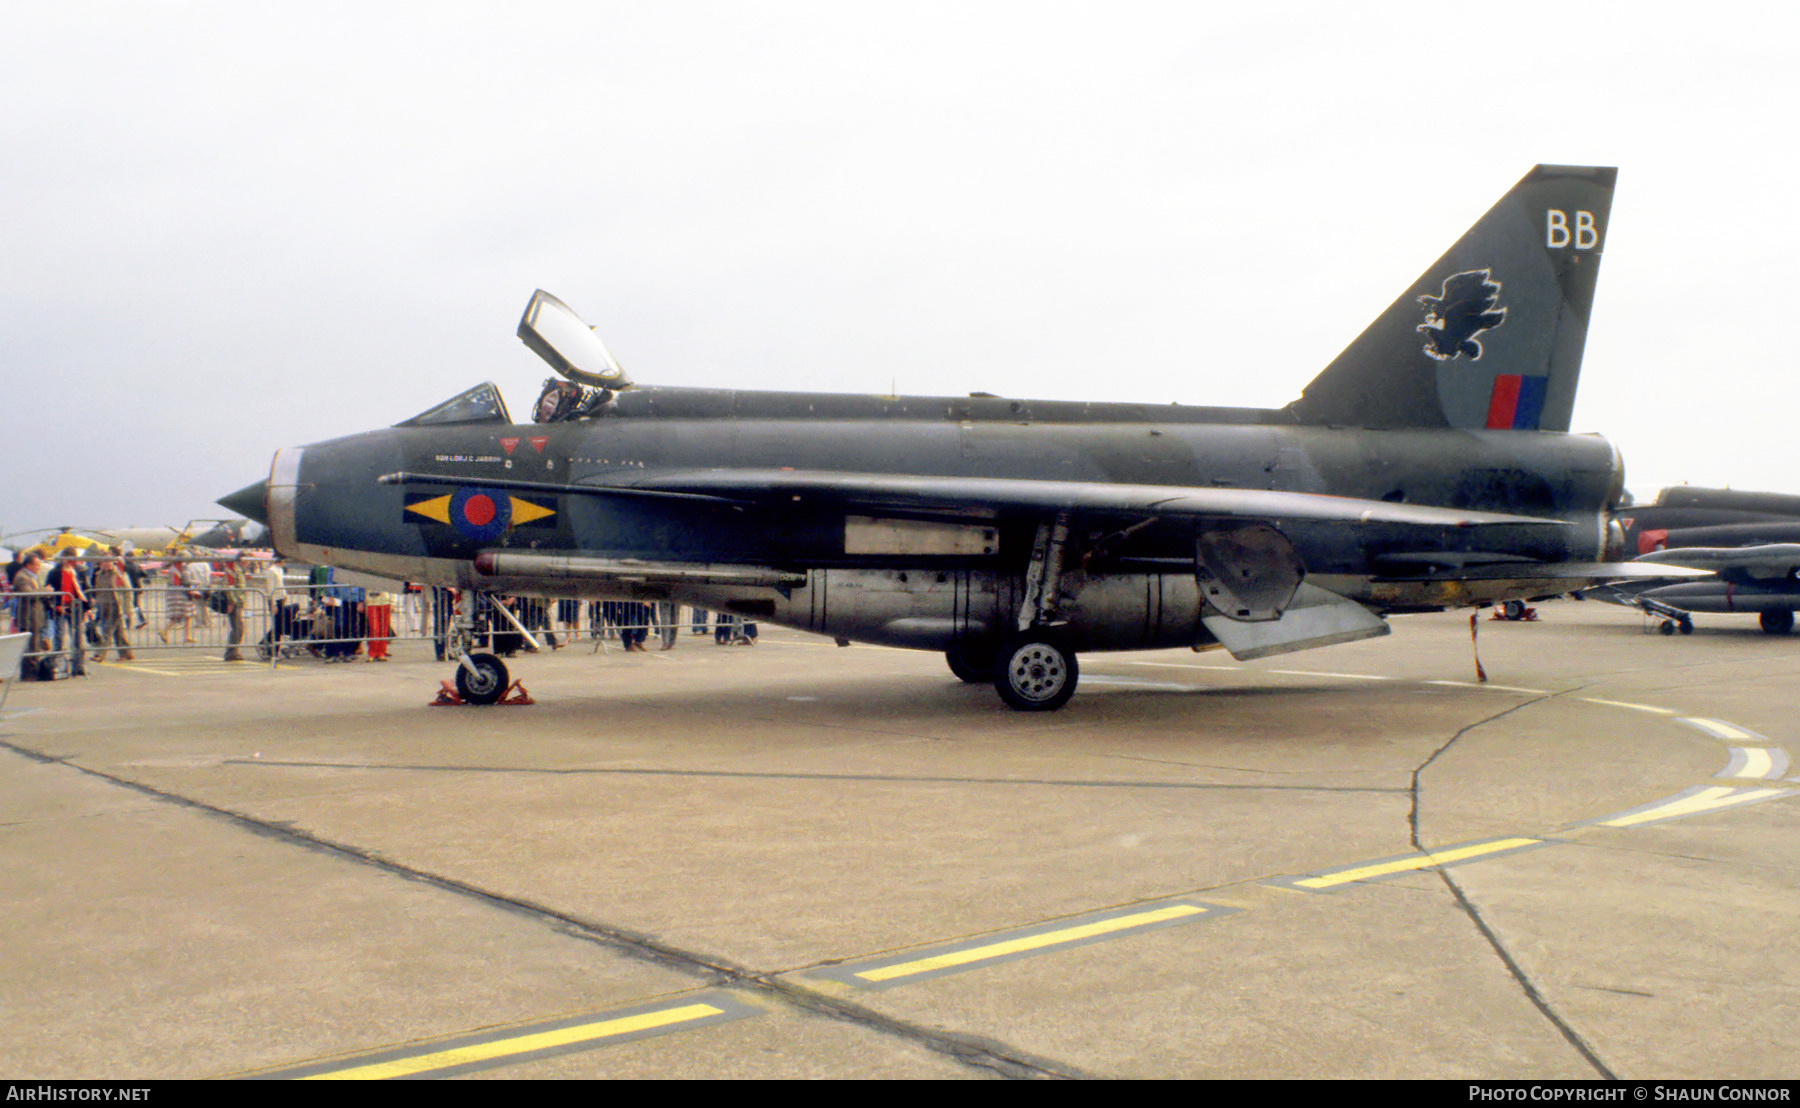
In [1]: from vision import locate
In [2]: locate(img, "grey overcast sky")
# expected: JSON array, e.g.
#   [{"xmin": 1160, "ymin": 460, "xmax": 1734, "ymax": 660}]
[{"xmin": 4, "ymin": 1, "xmax": 1796, "ymax": 542}]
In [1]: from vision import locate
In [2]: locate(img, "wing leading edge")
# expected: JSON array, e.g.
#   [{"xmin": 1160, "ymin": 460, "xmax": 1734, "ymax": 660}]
[{"xmin": 382, "ymin": 467, "xmax": 1567, "ymax": 529}]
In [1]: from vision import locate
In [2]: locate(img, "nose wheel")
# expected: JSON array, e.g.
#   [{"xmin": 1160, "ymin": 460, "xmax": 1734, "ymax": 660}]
[
  {"xmin": 454, "ymin": 652, "xmax": 509, "ymax": 705},
  {"xmin": 995, "ymin": 637, "xmax": 1078, "ymax": 712}
]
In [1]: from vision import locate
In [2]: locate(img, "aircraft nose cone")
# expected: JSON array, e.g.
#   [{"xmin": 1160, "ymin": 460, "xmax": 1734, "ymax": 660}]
[{"xmin": 218, "ymin": 479, "xmax": 270, "ymax": 526}]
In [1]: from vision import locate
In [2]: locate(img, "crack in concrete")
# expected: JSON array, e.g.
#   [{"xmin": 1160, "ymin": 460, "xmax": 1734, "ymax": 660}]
[
  {"xmin": 1405, "ymin": 693, "xmax": 1617, "ymax": 1080},
  {"xmin": 0, "ymin": 738, "xmax": 1090, "ymax": 1080}
]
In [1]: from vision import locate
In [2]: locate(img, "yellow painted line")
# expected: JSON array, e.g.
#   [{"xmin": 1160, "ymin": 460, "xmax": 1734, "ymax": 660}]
[
  {"xmin": 856, "ymin": 904, "xmax": 1206, "ymax": 984},
  {"xmin": 92, "ymin": 657, "xmax": 278, "ymax": 673},
  {"xmin": 303, "ymin": 1001, "xmax": 726, "ymax": 1080},
  {"xmin": 87, "ymin": 661, "xmax": 186, "ymax": 678},
  {"xmin": 1579, "ymin": 697, "xmax": 1676, "ymax": 716},
  {"xmin": 1601, "ymin": 786, "xmax": 1788, "ymax": 829},
  {"xmin": 1293, "ymin": 838, "xmax": 1541, "ymax": 890},
  {"xmin": 1736, "ymin": 748, "xmax": 1776, "ymax": 781},
  {"xmin": 1680, "ymin": 717, "xmax": 1757, "ymax": 742}
]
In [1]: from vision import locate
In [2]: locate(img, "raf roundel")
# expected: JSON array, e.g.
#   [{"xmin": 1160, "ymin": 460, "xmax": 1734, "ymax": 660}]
[{"xmin": 449, "ymin": 487, "xmax": 512, "ymax": 542}]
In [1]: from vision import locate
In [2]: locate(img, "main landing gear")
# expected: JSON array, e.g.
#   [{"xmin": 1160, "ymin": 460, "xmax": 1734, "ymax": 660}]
[
  {"xmin": 1761, "ymin": 609, "xmax": 1795, "ymax": 636},
  {"xmin": 994, "ymin": 636, "xmax": 1079, "ymax": 712},
  {"xmin": 945, "ymin": 640, "xmax": 997, "ymax": 684},
  {"xmin": 984, "ymin": 513, "xmax": 1083, "ymax": 712},
  {"xmin": 947, "ymin": 634, "xmax": 1081, "ymax": 712}
]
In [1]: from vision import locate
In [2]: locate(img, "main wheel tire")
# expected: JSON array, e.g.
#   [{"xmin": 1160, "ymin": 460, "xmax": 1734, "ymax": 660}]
[
  {"xmin": 994, "ymin": 637, "xmax": 1078, "ymax": 712},
  {"xmin": 946, "ymin": 641, "xmax": 997, "ymax": 684},
  {"xmin": 1502, "ymin": 599, "xmax": 1527, "ymax": 621},
  {"xmin": 455, "ymin": 652, "xmax": 509, "ymax": 705},
  {"xmin": 1759, "ymin": 609, "xmax": 1795, "ymax": 635}
]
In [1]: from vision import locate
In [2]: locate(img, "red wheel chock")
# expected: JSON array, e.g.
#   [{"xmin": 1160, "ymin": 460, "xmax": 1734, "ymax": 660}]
[{"xmin": 429, "ymin": 680, "xmax": 535, "ymax": 707}]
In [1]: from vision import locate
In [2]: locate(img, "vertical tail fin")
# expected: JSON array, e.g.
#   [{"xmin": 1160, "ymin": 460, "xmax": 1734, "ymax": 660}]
[{"xmin": 1284, "ymin": 165, "xmax": 1615, "ymax": 432}]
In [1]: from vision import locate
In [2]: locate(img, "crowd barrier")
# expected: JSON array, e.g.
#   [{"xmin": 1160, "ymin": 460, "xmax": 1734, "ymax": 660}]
[{"xmin": 4, "ymin": 572, "xmax": 756, "ymax": 677}]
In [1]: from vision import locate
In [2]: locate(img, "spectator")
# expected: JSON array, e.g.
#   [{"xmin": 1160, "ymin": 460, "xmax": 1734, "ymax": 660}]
[
  {"xmin": 431, "ymin": 586, "xmax": 455, "ymax": 661},
  {"xmin": 159, "ymin": 562, "xmax": 199, "ymax": 644},
  {"xmin": 11, "ymin": 551, "xmax": 49, "ymax": 660},
  {"xmin": 403, "ymin": 581, "xmax": 425, "ymax": 636},
  {"xmin": 89, "ymin": 554, "xmax": 133, "ymax": 662},
  {"xmin": 45, "ymin": 549, "xmax": 87, "ymax": 676},
  {"xmin": 319, "ymin": 570, "xmax": 364, "ymax": 661},
  {"xmin": 118, "ymin": 546, "xmax": 148, "ymax": 629},
  {"xmin": 365, "ymin": 589, "xmax": 394, "ymax": 660},
  {"xmin": 187, "ymin": 556, "xmax": 213, "ymax": 631},
  {"xmin": 221, "ymin": 551, "xmax": 250, "ymax": 662},
  {"xmin": 621, "ymin": 601, "xmax": 651, "ymax": 652},
  {"xmin": 264, "ymin": 555, "xmax": 294, "ymax": 646}
]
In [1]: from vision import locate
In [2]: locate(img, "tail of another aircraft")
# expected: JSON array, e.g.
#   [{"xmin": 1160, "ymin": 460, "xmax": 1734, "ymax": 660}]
[{"xmin": 1284, "ymin": 164, "xmax": 1615, "ymax": 432}]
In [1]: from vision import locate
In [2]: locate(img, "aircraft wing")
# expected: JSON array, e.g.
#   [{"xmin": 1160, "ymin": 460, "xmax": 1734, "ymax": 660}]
[
  {"xmin": 604, "ymin": 468, "xmax": 1565, "ymax": 529},
  {"xmin": 610, "ymin": 472, "xmax": 1714, "ymax": 592},
  {"xmin": 383, "ymin": 467, "xmax": 1566, "ymax": 528},
  {"xmin": 1634, "ymin": 544, "xmax": 1800, "ymax": 579}
]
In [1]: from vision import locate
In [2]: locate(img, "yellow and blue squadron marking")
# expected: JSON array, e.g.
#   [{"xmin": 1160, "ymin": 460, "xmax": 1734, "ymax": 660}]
[{"xmin": 405, "ymin": 490, "xmax": 555, "ymax": 542}]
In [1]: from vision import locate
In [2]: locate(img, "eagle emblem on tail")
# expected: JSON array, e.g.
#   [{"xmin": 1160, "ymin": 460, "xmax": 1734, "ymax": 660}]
[{"xmin": 1416, "ymin": 269, "xmax": 1506, "ymax": 361}]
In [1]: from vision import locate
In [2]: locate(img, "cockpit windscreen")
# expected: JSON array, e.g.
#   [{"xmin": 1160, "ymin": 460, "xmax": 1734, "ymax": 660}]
[{"xmin": 395, "ymin": 381, "xmax": 512, "ymax": 427}]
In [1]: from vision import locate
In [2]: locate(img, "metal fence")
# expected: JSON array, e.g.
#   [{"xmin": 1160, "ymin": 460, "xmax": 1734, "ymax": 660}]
[
  {"xmin": 4, "ymin": 574, "xmax": 757, "ymax": 677},
  {"xmin": 7, "ymin": 576, "xmax": 280, "ymax": 672}
]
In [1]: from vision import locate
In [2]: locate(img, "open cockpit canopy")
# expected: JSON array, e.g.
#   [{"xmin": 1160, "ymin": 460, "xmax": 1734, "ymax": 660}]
[{"xmin": 518, "ymin": 289, "xmax": 632, "ymax": 391}]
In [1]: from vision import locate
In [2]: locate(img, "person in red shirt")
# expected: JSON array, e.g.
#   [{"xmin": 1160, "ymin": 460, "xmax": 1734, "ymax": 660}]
[{"xmin": 45, "ymin": 549, "xmax": 87, "ymax": 676}]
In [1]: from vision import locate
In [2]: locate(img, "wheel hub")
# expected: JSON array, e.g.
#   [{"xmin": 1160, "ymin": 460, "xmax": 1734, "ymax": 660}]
[{"xmin": 1009, "ymin": 644, "xmax": 1066, "ymax": 699}]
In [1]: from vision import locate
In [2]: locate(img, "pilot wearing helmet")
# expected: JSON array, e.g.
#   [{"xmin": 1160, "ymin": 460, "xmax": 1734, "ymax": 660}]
[{"xmin": 533, "ymin": 378, "xmax": 614, "ymax": 423}]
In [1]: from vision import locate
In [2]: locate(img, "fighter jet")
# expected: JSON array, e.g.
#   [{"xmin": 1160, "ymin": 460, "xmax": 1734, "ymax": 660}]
[
  {"xmin": 1595, "ymin": 486, "xmax": 1800, "ymax": 635},
  {"xmin": 222, "ymin": 164, "xmax": 1681, "ymax": 710}
]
